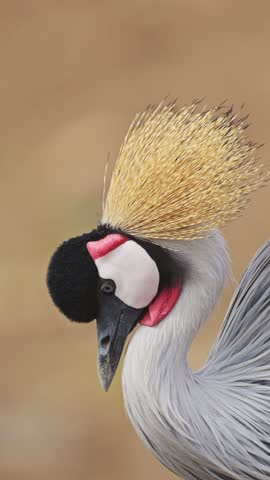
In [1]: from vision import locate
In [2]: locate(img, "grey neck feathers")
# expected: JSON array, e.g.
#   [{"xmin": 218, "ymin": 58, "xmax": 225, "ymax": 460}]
[
  {"xmin": 124, "ymin": 230, "xmax": 229, "ymax": 377},
  {"xmin": 122, "ymin": 230, "xmax": 230, "ymax": 478}
]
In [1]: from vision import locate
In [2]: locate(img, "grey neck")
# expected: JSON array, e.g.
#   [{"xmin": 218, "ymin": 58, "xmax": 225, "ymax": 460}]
[{"xmin": 121, "ymin": 231, "xmax": 230, "ymax": 478}]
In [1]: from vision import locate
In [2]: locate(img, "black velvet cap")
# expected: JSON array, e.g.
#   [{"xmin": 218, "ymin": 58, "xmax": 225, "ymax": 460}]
[{"xmin": 47, "ymin": 227, "xmax": 110, "ymax": 323}]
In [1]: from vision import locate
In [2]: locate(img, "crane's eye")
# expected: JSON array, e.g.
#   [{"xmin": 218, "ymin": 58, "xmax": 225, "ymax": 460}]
[{"xmin": 100, "ymin": 280, "xmax": 116, "ymax": 295}]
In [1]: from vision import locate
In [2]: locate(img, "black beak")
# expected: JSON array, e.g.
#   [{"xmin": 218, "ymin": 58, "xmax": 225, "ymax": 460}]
[{"xmin": 96, "ymin": 295, "xmax": 144, "ymax": 391}]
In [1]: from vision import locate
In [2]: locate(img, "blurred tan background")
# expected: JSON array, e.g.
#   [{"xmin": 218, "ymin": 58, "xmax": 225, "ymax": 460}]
[{"xmin": 0, "ymin": 1, "xmax": 269, "ymax": 479}]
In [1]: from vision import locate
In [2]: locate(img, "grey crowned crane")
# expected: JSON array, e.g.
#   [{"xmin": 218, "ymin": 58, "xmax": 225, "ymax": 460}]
[{"xmin": 47, "ymin": 101, "xmax": 270, "ymax": 480}]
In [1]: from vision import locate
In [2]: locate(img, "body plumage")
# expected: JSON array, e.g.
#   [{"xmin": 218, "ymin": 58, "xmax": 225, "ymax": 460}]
[{"xmin": 123, "ymin": 232, "xmax": 270, "ymax": 479}]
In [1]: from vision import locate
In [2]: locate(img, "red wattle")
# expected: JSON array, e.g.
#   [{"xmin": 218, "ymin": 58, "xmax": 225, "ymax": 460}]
[{"xmin": 140, "ymin": 280, "xmax": 182, "ymax": 327}]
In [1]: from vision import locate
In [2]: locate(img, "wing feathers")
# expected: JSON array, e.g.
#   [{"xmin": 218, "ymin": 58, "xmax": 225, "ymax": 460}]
[{"xmin": 205, "ymin": 240, "xmax": 270, "ymax": 372}]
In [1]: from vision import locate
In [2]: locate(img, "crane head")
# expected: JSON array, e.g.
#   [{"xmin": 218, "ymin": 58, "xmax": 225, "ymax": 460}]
[
  {"xmin": 47, "ymin": 225, "xmax": 182, "ymax": 390},
  {"xmin": 46, "ymin": 101, "xmax": 265, "ymax": 391}
]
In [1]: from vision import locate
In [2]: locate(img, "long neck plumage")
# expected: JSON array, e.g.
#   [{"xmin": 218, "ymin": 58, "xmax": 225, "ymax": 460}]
[
  {"xmin": 122, "ymin": 230, "xmax": 230, "ymax": 476},
  {"xmin": 124, "ymin": 230, "xmax": 229, "ymax": 379}
]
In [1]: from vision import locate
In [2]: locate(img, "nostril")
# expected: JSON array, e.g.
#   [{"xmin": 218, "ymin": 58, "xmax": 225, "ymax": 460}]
[{"xmin": 101, "ymin": 335, "xmax": 111, "ymax": 350}]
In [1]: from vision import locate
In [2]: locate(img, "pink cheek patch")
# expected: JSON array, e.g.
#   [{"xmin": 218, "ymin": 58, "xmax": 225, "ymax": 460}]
[
  {"xmin": 140, "ymin": 280, "xmax": 182, "ymax": 327},
  {"xmin": 87, "ymin": 232, "xmax": 181, "ymax": 322},
  {"xmin": 87, "ymin": 233, "xmax": 127, "ymax": 259}
]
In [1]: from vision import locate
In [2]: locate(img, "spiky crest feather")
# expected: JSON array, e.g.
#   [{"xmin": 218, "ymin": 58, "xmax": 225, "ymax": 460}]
[{"xmin": 102, "ymin": 100, "xmax": 266, "ymax": 240}]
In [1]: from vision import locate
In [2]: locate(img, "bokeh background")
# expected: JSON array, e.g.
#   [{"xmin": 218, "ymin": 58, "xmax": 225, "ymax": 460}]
[{"xmin": 1, "ymin": 1, "xmax": 270, "ymax": 479}]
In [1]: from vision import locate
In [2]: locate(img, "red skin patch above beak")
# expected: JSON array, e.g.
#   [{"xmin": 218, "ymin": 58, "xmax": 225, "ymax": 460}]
[
  {"xmin": 86, "ymin": 233, "xmax": 127, "ymax": 260},
  {"xmin": 140, "ymin": 280, "xmax": 182, "ymax": 327}
]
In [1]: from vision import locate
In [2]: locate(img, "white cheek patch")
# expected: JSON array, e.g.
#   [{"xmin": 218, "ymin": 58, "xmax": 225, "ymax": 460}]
[{"xmin": 95, "ymin": 240, "xmax": 159, "ymax": 309}]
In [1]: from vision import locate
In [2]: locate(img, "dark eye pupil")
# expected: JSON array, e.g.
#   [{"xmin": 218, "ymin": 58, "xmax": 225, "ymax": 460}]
[
  {"xmin": 104, "ymin": 285, "xmax": 112, "ymax": 293},
  {"xmin": 101, "ymin": 282, "xmax": 115, "ymax": 294}
]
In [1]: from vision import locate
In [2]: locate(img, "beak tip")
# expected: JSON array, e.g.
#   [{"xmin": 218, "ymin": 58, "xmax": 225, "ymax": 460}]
[
  {"xmin": 99, "ymin": 375, "xmax": 111, "ymax": 392},
  {"xmin": 98, "ymin": 356, "xmax": 114, "ymax": 392}
]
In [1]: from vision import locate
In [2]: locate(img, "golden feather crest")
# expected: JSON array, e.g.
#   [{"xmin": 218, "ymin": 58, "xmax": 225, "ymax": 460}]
[{"xmin": 102, "ymin": 100, "xmax": 267, "ymax": 240}]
